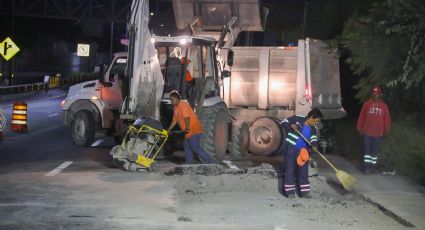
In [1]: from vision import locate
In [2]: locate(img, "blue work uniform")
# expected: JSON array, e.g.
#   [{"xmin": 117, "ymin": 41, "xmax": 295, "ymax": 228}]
[{"xmin": 280, "ymin": 115, "xmax": 318, "ymax": 196}]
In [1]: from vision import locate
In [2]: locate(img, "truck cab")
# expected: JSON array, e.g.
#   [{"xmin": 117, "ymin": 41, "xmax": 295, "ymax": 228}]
[{"xmin": 61, "ymin": 52, "xmax": 127, "ymax": 146}]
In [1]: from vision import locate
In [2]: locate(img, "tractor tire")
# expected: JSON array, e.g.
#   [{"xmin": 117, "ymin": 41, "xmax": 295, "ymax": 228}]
[
  {"xmin": 71, "ymin": 111, "xmax": 96, "ymax": 146},
  {"xmin": 199, "ymin": 103, "xmax": 229, "ymax": 162},
  {"xmin": 229, "ymin": 120, "xmax": 250, "ymax": 159},
  {"xmin": 248, "ymin": 116, "xmax": 284, "ymax": 156}
]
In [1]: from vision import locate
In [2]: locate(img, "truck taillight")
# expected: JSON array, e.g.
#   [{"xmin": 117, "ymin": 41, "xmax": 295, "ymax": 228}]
[{"xmin": 305, "ymin": 84, "xmax": 312, "ymax": 99}]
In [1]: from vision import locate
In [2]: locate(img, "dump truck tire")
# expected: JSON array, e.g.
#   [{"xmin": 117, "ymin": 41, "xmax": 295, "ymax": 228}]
[
  {"xmin": 230, "ymin": 120, "xmax": 250, "ymax": 159},
  {"xmin": 199, "ymin": 103, "xmax": 229, "ymax": 162},
  {"xmin": 71, "ymin": 111, "xmax": 95, "ymax": 146},
  {"xmin": 248, "ymin": 116, "xmax": 284, "ymax": 156}
]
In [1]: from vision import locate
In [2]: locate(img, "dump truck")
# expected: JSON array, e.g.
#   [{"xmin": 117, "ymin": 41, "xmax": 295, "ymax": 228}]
[
  {"xmin": 61, "ymin": 0, "xmax": 345, "ymax": 164},
  {"xmin": 225, "ymin": 40, "xmax": 346, "ymax": 156}
]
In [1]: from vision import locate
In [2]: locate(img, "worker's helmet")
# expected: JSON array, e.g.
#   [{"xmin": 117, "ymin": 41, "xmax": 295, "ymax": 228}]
[{"xmin": 372, "ymin": 85, "xmax": 382, "ymax": 96}]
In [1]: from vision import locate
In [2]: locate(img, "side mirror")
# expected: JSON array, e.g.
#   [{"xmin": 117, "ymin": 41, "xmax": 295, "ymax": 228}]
[
  {"xmin": 221, "ymin": 70, "xmax": 231, "ymax": 78},
  {"xmin": 102, "ymin": 82, "xmax": 113, "ymax": 87},
  {"xmin": 227, "ymin": 50, "xmax": 234, "ymax": 67}
]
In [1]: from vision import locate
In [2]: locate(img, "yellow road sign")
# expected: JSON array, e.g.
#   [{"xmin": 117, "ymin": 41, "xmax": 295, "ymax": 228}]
[
  {"xmin": 0, "ymin": 37, "xmax": 20, "ymax": 61},
  {"xmin": 77, "ymin": 43, "xmax": 90, "ymax": 57}
]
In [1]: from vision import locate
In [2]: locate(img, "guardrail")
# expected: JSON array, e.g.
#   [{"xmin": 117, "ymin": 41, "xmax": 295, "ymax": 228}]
[{"xmin": 0, "ymin": 72, "xmax": 100, "ymax": 101}]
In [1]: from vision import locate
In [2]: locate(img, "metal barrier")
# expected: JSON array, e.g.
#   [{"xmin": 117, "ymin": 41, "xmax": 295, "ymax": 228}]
[
  {"xmin": 0, "ymin": 106, "xmax": 6, "ymax": 141},
  {"xmin": 0, "ymin": 83, "xmax": 45, "ymax": 97},
  {"xmin": 0, "ymin": 73, "xmax": 99, "ymax": 100}
]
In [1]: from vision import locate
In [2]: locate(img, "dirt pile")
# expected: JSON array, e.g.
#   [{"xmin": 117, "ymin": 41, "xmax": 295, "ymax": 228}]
[{"xmin": 163, "ymin": 164, "xmax": 407, "ymax": 230}]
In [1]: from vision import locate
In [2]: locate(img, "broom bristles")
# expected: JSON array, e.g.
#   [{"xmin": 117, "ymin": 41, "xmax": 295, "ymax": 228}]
[{"xmin": 336, "ymin": 170, "xmax": 357, "ymax": 191}]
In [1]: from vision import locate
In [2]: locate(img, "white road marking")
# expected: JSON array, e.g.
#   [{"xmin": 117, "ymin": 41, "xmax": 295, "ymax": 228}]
[
  {"xmin": 47, "ymin": 113, "xmax": 59, "ymax": 117},
  {"xmin": 45, "ymin": 161, "xmax": 73, "ymax": 177},
  {"xmin": 90, "ymin": 139, "xmax": 104, "ymax": 147},
  {"xmin": 51, "ymin": 94, "xmax": 67, "ymax": 99}
]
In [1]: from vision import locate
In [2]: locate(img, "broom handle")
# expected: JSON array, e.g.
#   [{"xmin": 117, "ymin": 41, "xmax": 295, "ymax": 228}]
[{"xmin": 293, "ymin": 129, "xmax": 339, "ymax": 172}]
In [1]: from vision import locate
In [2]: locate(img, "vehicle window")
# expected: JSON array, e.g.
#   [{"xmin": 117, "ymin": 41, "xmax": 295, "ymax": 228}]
[{"xmin": 109, "ymin": 57, "xmax": 127, "ymax": 82}]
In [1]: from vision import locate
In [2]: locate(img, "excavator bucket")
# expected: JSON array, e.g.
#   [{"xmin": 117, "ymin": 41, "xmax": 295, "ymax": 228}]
[{"xmin": 172, "ymin": 0, "xmax": 267, "ymax": 32}]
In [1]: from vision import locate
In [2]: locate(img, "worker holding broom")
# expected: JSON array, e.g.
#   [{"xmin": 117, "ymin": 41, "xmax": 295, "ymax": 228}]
[
  {"xmin": 167, "ymin": 90, "xmax": 215, "ymax": 164},
  {"xmin": 280, "ymin": 108, "xmax": 323, "ymax": 198},
  {"xmin": 357, "ymin": 85, "xmax": 391, "ymax": 174}
]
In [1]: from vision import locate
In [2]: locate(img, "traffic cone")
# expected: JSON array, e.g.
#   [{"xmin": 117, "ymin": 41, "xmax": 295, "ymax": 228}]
[{"xmin": 11, "ymin": 101, "xmax": 28, "ymax": 133}]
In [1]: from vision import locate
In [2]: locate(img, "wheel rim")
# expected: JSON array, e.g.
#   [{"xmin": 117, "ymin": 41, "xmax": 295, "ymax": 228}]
[
  {"xmin": 249, "ymin": 117, "xmax": 282, "ymax": 155},
  {"xmin": 73, "ymin": 118, "xmax": 86, "ymax": 139}
]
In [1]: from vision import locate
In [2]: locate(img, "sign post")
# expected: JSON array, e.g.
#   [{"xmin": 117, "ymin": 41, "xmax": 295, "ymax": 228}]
[
  {"xmin": 0, "ymin": 37, "xmax": 20, "ymax": 86},
  {"xmin": 77, "ymin": 43, "xmax": 90, "ymax": 72}
]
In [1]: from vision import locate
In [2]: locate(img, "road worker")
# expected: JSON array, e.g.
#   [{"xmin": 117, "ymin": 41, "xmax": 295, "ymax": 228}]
[
  {"xmin": 167, "ymin": 90, "xmax": 215, "ymax": 164},
  {"xmin": 280, "ymin": 108, "xmax": 323, "ymax": 198},
  {"xmin": 180, "ymin": 57, "xmax": 196, "ymax": 103},
  {"xmin": 357, "ymin": 85, "xmax": 391, "ymax": 174}
]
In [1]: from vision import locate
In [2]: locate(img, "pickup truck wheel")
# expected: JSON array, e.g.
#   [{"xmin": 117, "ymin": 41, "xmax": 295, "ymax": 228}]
[
  {"xmin": 199, "ymin": 103, "xmax": 229, "ymax": 162},
  {"xmin": 71, "ymin": 111, "xmax": 95, "ymax": 146}
]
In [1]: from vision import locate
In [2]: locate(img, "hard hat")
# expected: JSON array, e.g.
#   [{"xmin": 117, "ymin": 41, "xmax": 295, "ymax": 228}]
[
  {"xmin": 297, "ymin": 148, "xmax": 310, "ymax": 166},
  {"xmin": 372, "ymin": 86, "xmax": 382, "ymax": 95}
]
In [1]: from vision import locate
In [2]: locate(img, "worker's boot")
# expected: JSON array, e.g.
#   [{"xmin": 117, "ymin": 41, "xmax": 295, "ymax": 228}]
[
  {"xmin": 363, "ymin": 166, "xmax": 371, "ymax": 175},
  {"xmin": 299, "ymin": 193, "xmax": 312, "ymax": 199},
  {"xmin": 286, "ymin": 194, "xmax": 295, "ymax": 199}
]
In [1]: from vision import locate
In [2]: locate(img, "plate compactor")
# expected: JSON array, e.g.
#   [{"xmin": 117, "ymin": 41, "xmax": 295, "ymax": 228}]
[{"xmin": 110, "ymin": 117, "xmax": 168, "ymax": 172}]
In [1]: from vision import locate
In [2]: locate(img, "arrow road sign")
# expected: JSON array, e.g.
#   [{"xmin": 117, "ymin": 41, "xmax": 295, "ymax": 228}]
[{"xmin": 0, "ymin": 37, "xmax": 20, "ymax": 61}]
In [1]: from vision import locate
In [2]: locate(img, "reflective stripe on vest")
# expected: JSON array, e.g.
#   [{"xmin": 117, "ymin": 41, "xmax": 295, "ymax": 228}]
[{"xmin": 286, "ymin": 132, "xmax": 299, "ymax": 145}]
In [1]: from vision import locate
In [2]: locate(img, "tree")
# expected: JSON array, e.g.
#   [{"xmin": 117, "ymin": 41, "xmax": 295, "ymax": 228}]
[{"xmin": 342, "ymin": 0, "xmax": 425, "ymax": 102}]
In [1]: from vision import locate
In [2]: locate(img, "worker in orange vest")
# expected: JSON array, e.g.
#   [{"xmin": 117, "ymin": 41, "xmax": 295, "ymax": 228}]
[
  {"xmin": 180, "ymin": 57, "xmax": 196, "ymax": 102},
  {"xmin": 167, "ymin": 90, "xmax": 215, "ymax": 164}
]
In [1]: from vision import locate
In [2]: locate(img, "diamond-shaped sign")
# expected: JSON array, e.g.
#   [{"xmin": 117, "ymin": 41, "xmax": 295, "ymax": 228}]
[{"xmin": 0, "ymin": 37, "xmax": 20, "ymax": 61}]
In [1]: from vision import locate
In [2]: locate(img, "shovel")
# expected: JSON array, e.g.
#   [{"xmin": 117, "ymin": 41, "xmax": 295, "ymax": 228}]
[{"xmin": 293, "ymin": 129, "xmax": 357, "ymax": 191}]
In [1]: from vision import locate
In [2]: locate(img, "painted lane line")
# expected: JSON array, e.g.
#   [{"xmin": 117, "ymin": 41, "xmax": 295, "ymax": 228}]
[
  {"xmin": 48, "ymin": 113, "xmax": 59, "ymax": 117},
  {"xmin": 45, "ymin": 161, "xmax": 73, "ymax": 177},
  {"xmin": 51, "ymin": 94, "xmax": 67, "ymax": 99},
  {"xmin": 90, "ymin": 139, "xmax": 104, "ymax": 147}
]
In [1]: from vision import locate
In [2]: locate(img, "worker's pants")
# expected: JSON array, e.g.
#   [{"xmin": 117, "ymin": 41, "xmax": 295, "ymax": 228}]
[
  {"xmin": 184, "ymin": 134, "xmax": 214, "ymax": 164},
  {"xmin": 363, "ymin": 135, "xmax": 380, "ymax": 171},
  {"xmin": 283, "ymin": 145, "xmax": 310, "ymax": 196}
]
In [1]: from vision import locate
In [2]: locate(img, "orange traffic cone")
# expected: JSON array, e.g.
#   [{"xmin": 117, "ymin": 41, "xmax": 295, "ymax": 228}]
[{"xmin": 11, "ymin": 101, "xmax": 28, "ymax": 133}]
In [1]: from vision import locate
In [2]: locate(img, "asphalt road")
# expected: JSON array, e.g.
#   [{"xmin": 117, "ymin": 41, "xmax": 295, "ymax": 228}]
[
  {"xmin": 0, "ymin": 89, "xmax": 115, "ymax": 169},
  {"xmin": 1, "ymin": 89, "xmax": 424, "ymax": 230},
  {"xmin": 1, "ymin": 89, "xmax": 247, "ymax": 230}
]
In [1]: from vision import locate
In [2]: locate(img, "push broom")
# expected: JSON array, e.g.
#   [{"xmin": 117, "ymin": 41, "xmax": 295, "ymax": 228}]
[{"xmin": 294, "ymin": 129, "xmax": 357, "ymax": 191}]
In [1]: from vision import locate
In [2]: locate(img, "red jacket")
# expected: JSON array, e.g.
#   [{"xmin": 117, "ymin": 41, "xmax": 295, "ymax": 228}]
[{"xmin": 357, "ymin": 99, "xmax": 391, "ymax": 137}]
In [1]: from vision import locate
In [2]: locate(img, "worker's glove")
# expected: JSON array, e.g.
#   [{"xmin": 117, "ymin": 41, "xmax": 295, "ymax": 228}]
[
  {"xmin": 184, "ymin": 129, "xmax": 190, "ymax": 134},
  {"xmin": 297, "ymin": 148, "xmax": 310, "ymax": 166}
]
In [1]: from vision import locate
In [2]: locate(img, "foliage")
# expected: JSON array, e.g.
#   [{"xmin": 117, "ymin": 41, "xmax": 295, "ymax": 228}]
[
  {"xmin": 341, "ymin": 0, "xmax": 425, "ymax": 101},
  {"xmin": 330, "ymin": 117, "xmax": 425, "ymax": 186},
  {"xmin": 380, "ymin": 121, "xmax": 425, "ymax": 185}
]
